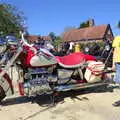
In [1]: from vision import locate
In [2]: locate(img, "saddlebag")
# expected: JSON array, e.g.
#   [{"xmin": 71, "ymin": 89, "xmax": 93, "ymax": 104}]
[{"xmin": 84, "ymin": 61, "xmax": 105, "ymax": 83}]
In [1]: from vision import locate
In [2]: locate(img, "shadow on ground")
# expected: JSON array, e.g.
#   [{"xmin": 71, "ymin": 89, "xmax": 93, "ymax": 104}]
[
  {"xmin": 1, "ymin": 84, "xmax": 119, "ymax": 107},
  {"xmin": 1, "ymin": 96, "xmax": 31, "ymax": 106}
]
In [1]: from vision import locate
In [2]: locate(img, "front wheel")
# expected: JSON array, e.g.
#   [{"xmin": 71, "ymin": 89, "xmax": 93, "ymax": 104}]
[{"xmin": 0, "ymin": 86, "xmax": 6, "ymax": 102}]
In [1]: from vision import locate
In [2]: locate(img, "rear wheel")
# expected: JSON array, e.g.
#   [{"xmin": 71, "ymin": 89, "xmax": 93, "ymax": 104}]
[{"xmin": 0, "ymin": 86, "xmax": 6, "ymax": 102}]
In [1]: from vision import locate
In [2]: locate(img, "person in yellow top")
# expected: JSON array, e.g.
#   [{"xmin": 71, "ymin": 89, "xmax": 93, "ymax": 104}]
[
  {"xmin": 74, "ymin": 43, "xmax": 80, "ymax": 52},
  {"xmin": 112, "ymin": 36, "xmax": 120, "ymax": 107},
  {"xmin": 112, "ymin": 36, "xmax": 120, "ymax": 84}
]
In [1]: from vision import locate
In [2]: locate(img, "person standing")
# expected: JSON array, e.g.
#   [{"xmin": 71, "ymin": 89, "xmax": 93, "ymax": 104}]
[
  {"xmin": 112, "ymin": 36, "xmax": 120, "ymax": 106},
  {"xmin": 112, "ymin": 36, "xmax": 120, "ymax": 83},
  {"xmin": 74, "ymin": 43, "xmax": 80, "ymax": 52},
  {"xmin": 69, "ymin": 42, "xmax": 74, "ymax": 53}
]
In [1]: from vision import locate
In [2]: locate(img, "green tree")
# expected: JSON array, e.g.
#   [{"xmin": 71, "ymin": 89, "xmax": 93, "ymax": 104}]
[
  {"xmin": 49, "ymin": 32, "xmax": 56, "ymax": 42},
  {"xmin": 0, "ymin": 2, "xmax": 27, "ymax": 37},
  {"xmin": 78, "ymin": 18, "xmax": 95, "ymax": 29},
  {"xmin": 55, "ymin": 36, "xmax": 62, "ymax": 48},
  {"xmin": 78, "ymin": 20, "xmax": 90, "ymax": 29}
]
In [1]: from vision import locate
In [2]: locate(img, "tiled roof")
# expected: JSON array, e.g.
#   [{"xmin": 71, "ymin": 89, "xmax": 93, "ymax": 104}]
[
  {"xmin": 26, "ymin": 35, "xmax": 38, "ymax": 43},
  {"xmin": 25, "ymin": 35, "xmax": 52, "ymax": 43},
  {"xmin": 63, "ymin": 24, "xmax": 109, "ymax": 42}
]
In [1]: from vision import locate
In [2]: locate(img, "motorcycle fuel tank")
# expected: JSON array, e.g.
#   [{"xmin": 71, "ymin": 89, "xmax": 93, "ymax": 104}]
[{"xmin": 20, "ymin": 47, "xmax": 57, "ymax": 67}]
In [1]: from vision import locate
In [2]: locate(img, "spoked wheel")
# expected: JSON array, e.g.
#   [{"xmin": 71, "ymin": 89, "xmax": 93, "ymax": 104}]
[{"xmin": 0, "ymin": 86, "xmax": 6, "ymax": 102}]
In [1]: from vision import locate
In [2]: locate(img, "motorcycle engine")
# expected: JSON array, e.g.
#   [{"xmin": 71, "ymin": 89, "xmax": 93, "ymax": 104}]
[{"xmin": 23, "ymin": 66, "xmax": 58, "ymax": 96}]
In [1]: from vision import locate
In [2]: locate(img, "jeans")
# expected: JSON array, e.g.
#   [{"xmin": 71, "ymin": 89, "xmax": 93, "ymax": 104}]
[{"xmin": 115, "ymin": 63, "xmax": 120, "ymax": 83}]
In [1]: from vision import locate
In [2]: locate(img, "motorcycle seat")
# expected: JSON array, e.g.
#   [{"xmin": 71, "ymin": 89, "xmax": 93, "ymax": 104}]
[{"xmin": 55, "ymin": 52, "xmax": 85, "ymax": 68}]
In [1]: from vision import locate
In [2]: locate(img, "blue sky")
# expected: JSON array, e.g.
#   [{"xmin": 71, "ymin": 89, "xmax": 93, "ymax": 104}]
[{"xmin": 1, "ymin": 0, "xmax": 120, "ymax": 36}]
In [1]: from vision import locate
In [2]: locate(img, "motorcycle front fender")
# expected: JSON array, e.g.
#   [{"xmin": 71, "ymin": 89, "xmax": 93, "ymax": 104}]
[{"xmin": 0, "ymin": 71, "xmax": 14, "ymax": 96}]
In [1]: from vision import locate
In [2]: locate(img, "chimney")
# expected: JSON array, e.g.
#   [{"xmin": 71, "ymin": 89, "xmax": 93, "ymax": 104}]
[{"xmin": 89, "ymin": 18, "xmax": 95, "ymax": 27}]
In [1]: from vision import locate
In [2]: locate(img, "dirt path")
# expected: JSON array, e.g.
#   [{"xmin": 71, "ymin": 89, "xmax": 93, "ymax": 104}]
[{"xmin": 0, "ymin": 84, "xmax": 120, "ymax": 120}]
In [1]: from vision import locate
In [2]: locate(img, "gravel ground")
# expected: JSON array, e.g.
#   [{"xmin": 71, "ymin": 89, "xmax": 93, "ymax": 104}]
[
  {"xmin": 0, "ymin": 83, "xmax": 120, "ymax": 120},
  {"xmin": 0, "ymin": 67, "xmax": 120, "ymax": 120}
]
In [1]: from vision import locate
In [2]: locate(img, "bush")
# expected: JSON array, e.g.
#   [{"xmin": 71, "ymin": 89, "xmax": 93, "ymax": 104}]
[{"xmin": 79, "ymin": 41, "xmax": 105, "ymax": 52}]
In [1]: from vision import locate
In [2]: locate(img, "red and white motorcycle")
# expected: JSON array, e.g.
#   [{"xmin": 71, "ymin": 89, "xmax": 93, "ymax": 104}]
[{"xmin": 0, "ymin": 33, "xmax": 109, "ymax": 103}]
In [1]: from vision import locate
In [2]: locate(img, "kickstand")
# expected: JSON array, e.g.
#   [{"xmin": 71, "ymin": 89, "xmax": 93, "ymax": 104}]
[{"xmin": 50, "ymin": 92, "xmax": 56, "ymax": 106}]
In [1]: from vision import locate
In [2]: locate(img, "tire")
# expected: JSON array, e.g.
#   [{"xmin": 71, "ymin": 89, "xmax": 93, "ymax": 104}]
[{"xmin": 0, "ymin": 85, "xmax": 6, "ymax": 102}]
